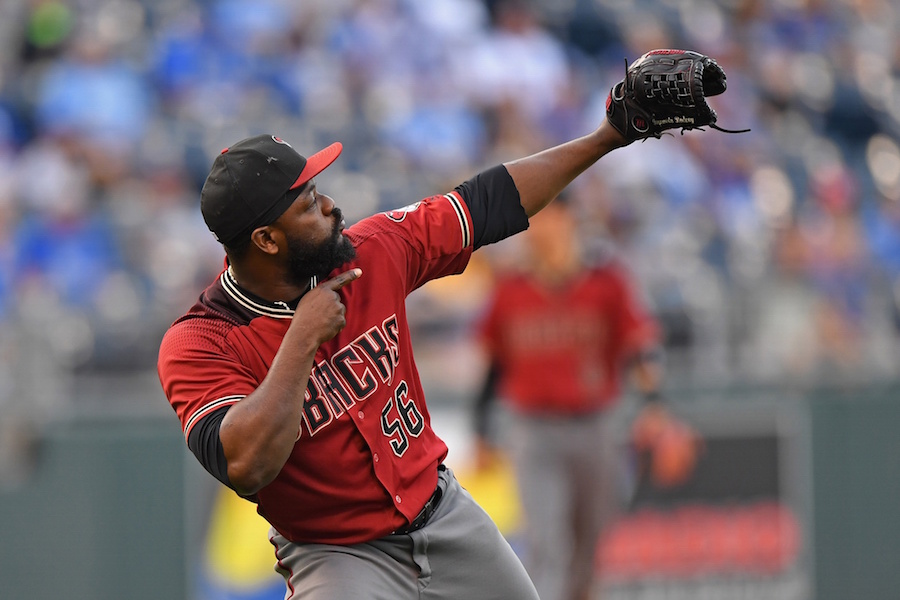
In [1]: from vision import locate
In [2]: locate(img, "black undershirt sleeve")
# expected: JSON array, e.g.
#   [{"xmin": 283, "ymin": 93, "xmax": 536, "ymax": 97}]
[
  {"xmin": 186, "ymin": 407, "xmax": 232, "ymax": 489},
  {"xmin": 454, "ymin": 164, "xmax": 529, "ymax": 249}
]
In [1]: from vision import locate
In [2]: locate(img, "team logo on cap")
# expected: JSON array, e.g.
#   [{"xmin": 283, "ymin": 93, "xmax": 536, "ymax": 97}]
[
  {"xmin": 271, "ymin": 136, "xmax": 293, "ymax": 148},
  {"xmin": 383, "ymin": 201, "xmax": 422, "ymax": 223}
]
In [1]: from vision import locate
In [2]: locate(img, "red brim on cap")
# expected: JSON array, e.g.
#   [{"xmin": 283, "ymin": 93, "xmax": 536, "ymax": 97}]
[{"xmin": 290, "ymin": 142, "xmax": 343, "ymax": 190}]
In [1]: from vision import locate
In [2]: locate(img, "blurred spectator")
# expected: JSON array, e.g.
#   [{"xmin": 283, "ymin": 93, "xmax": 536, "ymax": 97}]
[
  {"xmin": 34, "ymin": 29, "xmax": 152, "ymax": 182},
  {"xmin": 863, "ymin": 194, "xmax": 900, "ymax": 331},
  {"xmin": 461, "ymin": 0, "xmax": 571, "ymax": 126},
  {"xmin": 12, "ymin": 136, "xmax": 124, "ymax": 310}
]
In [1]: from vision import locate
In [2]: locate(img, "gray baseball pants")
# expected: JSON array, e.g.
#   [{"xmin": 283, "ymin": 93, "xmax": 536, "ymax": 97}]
[
  {"xmin": 508, "ymin": 410, "xmax": 621, "ymax": 600},
  {"xmin": 269, "ymin": 465, "xmax": 539, "ymax": 600}
]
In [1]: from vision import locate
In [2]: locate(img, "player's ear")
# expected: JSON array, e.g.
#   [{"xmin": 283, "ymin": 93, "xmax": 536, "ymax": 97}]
[{"xmin": 250, "ymin": 226, "xmax": 281, "ymax": 256}]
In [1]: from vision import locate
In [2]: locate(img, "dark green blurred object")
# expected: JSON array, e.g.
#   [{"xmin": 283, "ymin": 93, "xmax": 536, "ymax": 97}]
[{"xmin": 27, "ymin": 1, "xmax": 74, "ymax": 49}]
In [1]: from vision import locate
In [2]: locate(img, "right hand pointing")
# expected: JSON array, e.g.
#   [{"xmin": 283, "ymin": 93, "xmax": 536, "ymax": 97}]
[{"xmin": 293, "ymin": 268, "xmax": 362, "ymax": 345}]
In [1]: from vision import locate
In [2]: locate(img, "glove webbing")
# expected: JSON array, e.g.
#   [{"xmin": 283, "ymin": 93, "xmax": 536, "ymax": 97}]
[{"xmin": 647, "ymin": 74, "xmax": 694, "ymax": 106}]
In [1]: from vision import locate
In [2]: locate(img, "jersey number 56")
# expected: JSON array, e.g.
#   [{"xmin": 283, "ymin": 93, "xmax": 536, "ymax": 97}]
[{"xmin": 381, "ymin": 381, "xmax": 424, "ymax": 456}]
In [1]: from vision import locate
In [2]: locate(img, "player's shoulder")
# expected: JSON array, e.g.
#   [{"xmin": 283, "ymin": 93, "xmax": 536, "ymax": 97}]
[
  {"xmin": 160, "ymin": 305, "xmax": 235, "ymax": 360},
  {"xmin": 348, "ymin": 192, "xmax": 468, "ymax": 239},
  {"xmin": 159, "ymin": 278, "xmax": 242, "ymax": 358}
]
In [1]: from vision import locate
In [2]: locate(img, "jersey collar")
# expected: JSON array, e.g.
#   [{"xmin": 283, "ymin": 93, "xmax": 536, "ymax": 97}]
[{"xmin": 221, "ymin": 266, "xmax": 316, "ymax": 319}]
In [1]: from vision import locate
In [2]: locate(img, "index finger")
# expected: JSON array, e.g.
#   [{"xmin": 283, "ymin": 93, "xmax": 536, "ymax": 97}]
[{"xmin": 323, "ymin": 268, "xmax": 363, "ymax": 290}]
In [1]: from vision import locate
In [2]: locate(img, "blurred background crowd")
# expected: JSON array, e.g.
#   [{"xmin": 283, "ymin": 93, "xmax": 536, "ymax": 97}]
[{"xmin": 0, "ymin": 0, "xmax": 898, "ymax": 427}]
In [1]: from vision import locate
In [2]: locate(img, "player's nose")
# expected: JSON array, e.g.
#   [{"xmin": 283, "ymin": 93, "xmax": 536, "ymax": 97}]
[{"xmin": 320, "ymin": 194, "xmax": 335, "ymax": 215}]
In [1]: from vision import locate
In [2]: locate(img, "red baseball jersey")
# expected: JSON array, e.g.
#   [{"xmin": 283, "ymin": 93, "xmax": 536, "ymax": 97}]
[
  {"xmin": 478, "ymin": 262, "xmax": 658, "ymax": 414},
  {"xmin": 158, "ymin": 192, "xmax": 473, "ymax": 544}
]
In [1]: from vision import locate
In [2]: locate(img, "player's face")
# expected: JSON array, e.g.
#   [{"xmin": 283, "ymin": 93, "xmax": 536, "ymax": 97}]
[{"xmin": 278, "ymin": 182, "xmax": 356, "ymax": 284}]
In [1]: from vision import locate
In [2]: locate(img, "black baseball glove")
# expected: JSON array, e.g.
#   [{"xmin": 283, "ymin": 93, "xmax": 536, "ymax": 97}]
[{"xmin": 606, "ymin": 49, "xmax": 749, "ymax": 143}]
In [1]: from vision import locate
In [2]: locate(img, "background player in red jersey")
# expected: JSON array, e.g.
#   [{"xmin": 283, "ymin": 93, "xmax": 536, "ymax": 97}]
[
  {"xmin": 156, "ymin": 59, "xmax": 711, "ymax": 597},
  {"xmin": 471, "ymin": 197, "xmax": 673, "ymax": 600}
]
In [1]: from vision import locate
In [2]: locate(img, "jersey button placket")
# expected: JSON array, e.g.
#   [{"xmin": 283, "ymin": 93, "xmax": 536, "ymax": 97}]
[{"xmin": 357, "ymin": 410, "xmax": 365, "ymax": 419}]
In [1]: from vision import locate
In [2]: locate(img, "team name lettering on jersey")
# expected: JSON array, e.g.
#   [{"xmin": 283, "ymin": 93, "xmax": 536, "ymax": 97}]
[{"xmin": 300, "ymin": 314, "xmax": 401, "ymax": 438}]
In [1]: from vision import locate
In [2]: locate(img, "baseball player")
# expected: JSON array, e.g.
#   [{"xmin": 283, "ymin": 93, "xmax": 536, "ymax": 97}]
[
  {"xmin": 157, "ymin": 50, "xmax": 728, "ymax": 600},
  {"xmin": 471, "ymin": 197, "xmax": 664, "ymax": 600}
]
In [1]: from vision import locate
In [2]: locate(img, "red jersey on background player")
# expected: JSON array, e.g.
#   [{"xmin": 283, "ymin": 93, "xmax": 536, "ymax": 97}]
[
  {"xmin": 478, "ymin": 203, "xmax": 659, "ymax": 416},
  {"xmin": 472, "ymin": 199, "xmax": 695, "ymax": 600}
]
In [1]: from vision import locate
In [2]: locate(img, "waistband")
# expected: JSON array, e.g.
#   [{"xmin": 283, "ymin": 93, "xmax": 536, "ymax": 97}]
[{"xmin": 392, "ymin": 464, "xmax": 447, "ymax": 535}]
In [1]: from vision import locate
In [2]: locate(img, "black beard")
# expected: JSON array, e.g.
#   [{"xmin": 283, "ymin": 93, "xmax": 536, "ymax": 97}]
[{"xmin": 286, "ymin": 208, "xmax": 357, "ymax": 285}]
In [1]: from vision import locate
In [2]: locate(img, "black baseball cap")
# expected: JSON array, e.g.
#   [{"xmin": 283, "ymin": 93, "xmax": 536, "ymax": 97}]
[{"xmin": 201, "ymin": 134, "xmax": 343, "ymax": 246}]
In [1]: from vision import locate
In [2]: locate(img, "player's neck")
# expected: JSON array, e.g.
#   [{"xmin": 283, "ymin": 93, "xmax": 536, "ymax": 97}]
[{"xmin": 229, "ymin": 263, "xmax": 309, "ymax": 305}]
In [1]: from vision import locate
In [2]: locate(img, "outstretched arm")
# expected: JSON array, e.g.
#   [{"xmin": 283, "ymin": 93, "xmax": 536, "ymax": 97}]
[{"xmin": 504, "ymin": 119, "xmax": 626, "ymax": 217}]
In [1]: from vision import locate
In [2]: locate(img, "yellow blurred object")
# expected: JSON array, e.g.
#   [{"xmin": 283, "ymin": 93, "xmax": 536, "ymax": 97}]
[
  {"xmin": 204, "ymin": 488, "xmax": 277, "ymax": 589},
  {"xmin": 454, "ymin": 453, "xmax": 523, "ymax": 536},
  {"xmin": 418, "ymin": 252, "xmax": 496, "ymax": 309}
]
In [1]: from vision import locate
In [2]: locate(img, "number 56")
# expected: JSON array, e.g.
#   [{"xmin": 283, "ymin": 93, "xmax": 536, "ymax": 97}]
[{"xmin": 381, "ymin": 381, "xmax": 424, "ymax": 456}]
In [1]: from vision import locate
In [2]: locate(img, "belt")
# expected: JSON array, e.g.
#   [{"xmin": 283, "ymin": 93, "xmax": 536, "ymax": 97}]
[{"xmin": 393, "ymin": 464, "xmax": 446, "ymax": 535}]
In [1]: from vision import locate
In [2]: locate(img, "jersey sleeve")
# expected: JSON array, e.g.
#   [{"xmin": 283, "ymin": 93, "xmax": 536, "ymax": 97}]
[
  {"xmin": 351, "ymin": 165, "xmax": 529, "ymax": 294},
  {"xmin": 157, "ymin": 317, "xmax": 261, "ymax": 444},
  {"xmin": 356, "ymin": 191, "xmax": 476, "ymax": 293}
]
